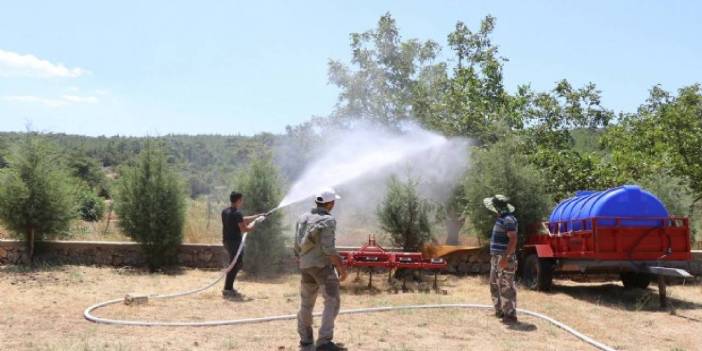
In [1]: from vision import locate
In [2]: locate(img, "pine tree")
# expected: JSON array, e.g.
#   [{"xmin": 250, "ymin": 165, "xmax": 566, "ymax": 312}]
[
  {"xmin": 235, "ymin": 155, "xmax": 285, "ymax": 275},
  {"xmin": 114, "ymin": 141, "xmax": 186, "ymax": 271},
  {"xmin": 0, "ymin": 135, "xmax": 75, "ymax": 264},
  {"xmin": 377, "ymin": 175, "xmax": 433, "ymax": 251}
]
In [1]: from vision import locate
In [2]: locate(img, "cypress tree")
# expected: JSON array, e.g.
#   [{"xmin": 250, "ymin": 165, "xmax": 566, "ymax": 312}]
[
  {"xmin": 235, "ymin": 154, "xmax": 285, "ymax": 275},
  {"xmin": 114, "ymin": 141, "xmax": 186, "ymax": 271},
  {"xmin": 0, "ymin": 135, "xmax": 75, "ymax": 264}
]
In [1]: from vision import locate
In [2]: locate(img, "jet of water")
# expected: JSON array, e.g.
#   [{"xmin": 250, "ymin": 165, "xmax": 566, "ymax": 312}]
[{"xmin": 274, "ymin": 122, "xmax": 448, "ymax": 211}]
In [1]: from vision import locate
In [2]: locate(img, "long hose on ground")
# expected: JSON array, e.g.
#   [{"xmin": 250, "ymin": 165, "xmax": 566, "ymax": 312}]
[{"xmin": 83, "ymin": 232, "xmax": 616, "ymax": 351}]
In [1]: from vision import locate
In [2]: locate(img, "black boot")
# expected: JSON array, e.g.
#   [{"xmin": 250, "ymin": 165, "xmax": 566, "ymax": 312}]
[{"xmin": 316, "ymin": 341, "xmax": 347, "ymax": 351}]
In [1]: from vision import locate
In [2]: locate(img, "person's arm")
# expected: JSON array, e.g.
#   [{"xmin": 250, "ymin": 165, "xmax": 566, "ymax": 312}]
[
  {"xmin": 328, "ymin": 255, "xmax": 348, "ymax": 281},
  {"xmin": 243, "ymin": 214, "xmax": 264, "ymax": 224},
  {"xmin": 238, "ymin": 213, "xmax": 264, "ymax": 233},
  {"xmin": 320, "ymin": 219, "xmax": 347, "ymax": 281},
  {"xmin": 293, "ymin": 221, "xmax": 301, "ymax": 262},
  {"xmin": 499, "ymin": 217, "xmax": 518, "ymax": 269}
]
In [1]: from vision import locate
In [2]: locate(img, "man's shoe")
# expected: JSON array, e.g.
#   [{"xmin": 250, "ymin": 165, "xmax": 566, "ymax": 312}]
[
  {"xmin": 222, "ymin": 289, "xmax": 244, "ymax": 300},
  {"xmin": 316, "ymin": 341, "xmax": 347, "ymax": 351},
  {"xmin": 501, "ymin": 315, "xmax": 518, "ymax": 325},
  {"xmin": 494, "ymin": 310, "xmax": 504, "ymax": 318},
  {"xmin": 299, "ymin": 341, "xmax": 313, "ymax": 350}
]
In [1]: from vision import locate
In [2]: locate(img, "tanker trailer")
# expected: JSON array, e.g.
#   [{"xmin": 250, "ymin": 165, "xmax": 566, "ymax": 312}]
[{"xmin": 521, "ymin": 185, "xmax": 693, "ymax": 303}]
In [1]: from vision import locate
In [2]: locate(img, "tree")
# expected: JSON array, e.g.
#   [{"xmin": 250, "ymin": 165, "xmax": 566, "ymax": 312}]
[
  {"xmin": 76, "ymin": 187, "xmax": 105, "ymax": 222},
  {"xmin": 114, "ymin": 141, "xmax": 186, "ymax": 271},
  {"xmin": 605, "ymin": 85, "xmax": 702, "ymax": 213},
  {"xmin": 0, "ymin": 135, "xmax": 76, "ymax": 263},
  {"xmin": 435, "ymin": 185, "xmax": 466, "ymax": 245},
  {"xmin": 328, "ymin": 12, "xmax": 442, "ymax": 126},
  {"xmin": 521, "ymin": 80, "xmax": 615, "ymax": 197},
  {"xmin": 377, "ymin": 175, "xmax": 433, "ymax": 251},
  {"xmin": 463, "ymin": 137, "xmax": 551, "ymax": 244},
  {"xmin": 0, "ymin": 138, "xmax": 8, "ymax": 168},
  {"xmin": 418, "ymin": 16, "xmax": 521, "ymax": 144},
  {"xmin": 67, "ymin": 151, "xmax": 107, "ymax": 190},
  {"xmin": 234, "ymin": 155, "xmax": 286, "ymax": 275}
]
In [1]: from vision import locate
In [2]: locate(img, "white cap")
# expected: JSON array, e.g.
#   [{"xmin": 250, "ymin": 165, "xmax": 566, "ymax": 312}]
[{"xmin": 315, "ymin": 188, "xmax": 341, "ymax": 204}]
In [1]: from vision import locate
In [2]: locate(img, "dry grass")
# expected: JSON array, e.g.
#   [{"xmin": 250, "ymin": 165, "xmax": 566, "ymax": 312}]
[{"xmin": 1, "ymin": 265, "xmax": 701, "ymax": 351}]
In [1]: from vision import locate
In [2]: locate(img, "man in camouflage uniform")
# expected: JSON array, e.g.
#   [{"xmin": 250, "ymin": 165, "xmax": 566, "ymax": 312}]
[
  {"xmin": 484, "ymin": 194, "xmax": 519, "ymax": 324},
  {"xmin": 295, "ymin": 188, "xmax": 348, "ymax": 351}
]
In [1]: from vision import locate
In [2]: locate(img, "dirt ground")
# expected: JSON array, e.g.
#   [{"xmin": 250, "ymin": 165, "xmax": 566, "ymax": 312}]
[{"xmin": 1, "ymin": 265, "xmax": 701, "ymax": 351}]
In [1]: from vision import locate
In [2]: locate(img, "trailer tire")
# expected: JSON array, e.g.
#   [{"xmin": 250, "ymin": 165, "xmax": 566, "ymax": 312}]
[
  {"xmin": 620, "ymin": 272, "xmax": 651, "ymax": 289},
  {"xmin": 521, "ymin": 253, "xmax": 554, "ymax": 291}
]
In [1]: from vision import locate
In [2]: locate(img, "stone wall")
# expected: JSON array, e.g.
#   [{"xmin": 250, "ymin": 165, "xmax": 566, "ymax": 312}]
[{"xmin": 1, "ymin": 239, "xmax": 700, "ymax": 276}]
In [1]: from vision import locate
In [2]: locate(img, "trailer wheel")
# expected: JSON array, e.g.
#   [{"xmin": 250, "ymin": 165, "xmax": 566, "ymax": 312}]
[
  {"xmin": 620, "ymin": 272, "xmax": 651, "ymax": 289},
  {"xmin": 521, "ymin": 253, "xmax": 554, "ymax": 291}
]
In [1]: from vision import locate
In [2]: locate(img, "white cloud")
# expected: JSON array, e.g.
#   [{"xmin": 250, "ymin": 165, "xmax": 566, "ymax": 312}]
[
  {"xmin": 62, "ymin": 95, "xmax": 98, "ymax": 104},
  {"xmin": 2, "ymin": 95, "xmax": 69, "ymax": 108},
  {"xmin": 0, "ymin": 49, "xmax": 88, "ymax": 78},
  {"xmin": 3, "ymin": 94, "xmax": 99, "ymax": 108}
]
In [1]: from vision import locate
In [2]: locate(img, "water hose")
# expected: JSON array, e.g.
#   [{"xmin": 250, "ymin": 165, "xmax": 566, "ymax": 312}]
[{"xmin": 83, "ymin": 232, "xmax": 616, "ymax": 351}]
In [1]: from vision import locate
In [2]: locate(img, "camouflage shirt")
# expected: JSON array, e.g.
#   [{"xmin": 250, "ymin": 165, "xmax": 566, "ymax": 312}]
[{"xmin": 294, "ymin": 207, "xmax": 338, "ymax": 269}]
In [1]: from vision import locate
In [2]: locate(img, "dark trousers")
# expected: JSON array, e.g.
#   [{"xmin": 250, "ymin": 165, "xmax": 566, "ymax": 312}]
[{"xmin": 223, "ymin": 240, "xmax": 244, "ymax": 291}]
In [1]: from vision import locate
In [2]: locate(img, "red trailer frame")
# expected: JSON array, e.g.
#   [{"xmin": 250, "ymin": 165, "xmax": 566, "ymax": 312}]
[
  {"xmin": 526, "ymin": 216, "xmax": 691, "ymax": 261},
  {"xmin": 521, "ymin": 216, "xmax": 694, "ymax": 304}
]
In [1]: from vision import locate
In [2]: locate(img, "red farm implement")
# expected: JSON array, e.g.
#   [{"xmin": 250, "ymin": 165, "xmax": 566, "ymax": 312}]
[{"xmin": 339, "ymin": 236, "xmax": 448, "ymax": 292}]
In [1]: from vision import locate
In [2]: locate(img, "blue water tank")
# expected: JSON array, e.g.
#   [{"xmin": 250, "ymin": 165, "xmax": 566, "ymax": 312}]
[{"xmin": 548, "ymin": 185, "xmax": 669, "ymax": 233}]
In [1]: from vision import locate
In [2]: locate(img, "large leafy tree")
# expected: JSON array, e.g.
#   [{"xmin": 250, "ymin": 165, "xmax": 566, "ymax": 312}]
[
  {"xmin": 114, "ymin": 141, "xmax": 186, "ymax": 271},
  {"xmin": 0, "ymin": 135, "xmax": 76, "ymax": 263},
  {"xmin": 519, "ymin": 80, "xmax": 616, "ymax": 200},
  {"xmin": 604, "ymin": 85, "xmax": 702, "ymax": 217},
  {"xmin": 234, "ymin": 154, "xmax": 286, "ymax": 275},
  {"xmin": 418, "ymin": 16, "xmax": 521, "ymax": 144},
  {"xmin": 328, "ymin": 12, "xmax": 442, "ymax": 126},
  {"xmin": 463, "ymin": 137, "xmax": 551, "ymax": 243}
]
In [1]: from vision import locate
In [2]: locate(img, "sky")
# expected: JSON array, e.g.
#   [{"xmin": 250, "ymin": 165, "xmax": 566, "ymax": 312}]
[{"xmin": 1, "ymin": 1, "xmax": 700, "ymax": 137}]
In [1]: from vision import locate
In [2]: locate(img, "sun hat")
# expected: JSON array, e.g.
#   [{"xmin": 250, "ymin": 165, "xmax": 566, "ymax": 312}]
[{"xmin": 483, "ymin": 194, "xmax": 515, "ymax": 214}]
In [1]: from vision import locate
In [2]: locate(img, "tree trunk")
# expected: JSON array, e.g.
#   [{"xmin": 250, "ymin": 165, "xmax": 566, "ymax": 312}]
[
  {"xmin": 26, "ymin": 227, "xmax": 35, "ymax": 265},
  {"xmin": 689, "ymin": 194, "xmax": 702, "ymax": 245},
  {"xmin": 444, "ymin": 209, "xmax": 464, "ymax": 245},
  {"xmin": 688, "ymin": 194, "xmax": 702, "ymax": 218}
]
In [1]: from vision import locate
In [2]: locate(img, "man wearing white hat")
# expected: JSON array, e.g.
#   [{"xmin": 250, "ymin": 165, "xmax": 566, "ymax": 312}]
[
  {"xmin": 294, "ymin": 188, "xmax": 348, "ymax": 351},
  {"xmin": 484, "ymin": 194, "xmax": 519, "ymax": 325}
]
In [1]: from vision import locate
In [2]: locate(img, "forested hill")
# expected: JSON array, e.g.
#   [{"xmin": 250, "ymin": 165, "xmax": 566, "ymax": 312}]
[{"xmin": 0, "ymin": 132, "xmax": 287, "ymax": 199}]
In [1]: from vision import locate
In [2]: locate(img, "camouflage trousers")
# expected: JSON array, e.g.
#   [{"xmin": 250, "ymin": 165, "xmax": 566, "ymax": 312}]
[
  {"xmin": 297, "ymin": 265, "xmax": 340, "ymax": 347},
  {"xmin": 489, "ymin": 254, "xmax": 517, "ymax": 318}
]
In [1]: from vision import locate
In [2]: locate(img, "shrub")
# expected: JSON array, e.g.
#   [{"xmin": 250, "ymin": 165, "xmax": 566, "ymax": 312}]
[
  {"xmin": 114, "ymin": 141, "xmax": 186, "ymax": 271},
  {"xmin": 0, "ymin": 135, "xmax": 76, "ymax": 263},
  {"xmin": 377, "ymin": 175, "xmax": 433, "ymax": 251},
  {"xmin": 77, "ymin": 188, "xmax": 105, "ymax": 222},
  {"xmin": 188, "ymin": 175, "xmax": 211, "ymax": 199},
  {"xmin": 234, "ymin": 155, "xmax": 286, "ymax": 275},
  {"xmin": 464, "ymin": 137, "xmax": 551, "ymax": 244}
]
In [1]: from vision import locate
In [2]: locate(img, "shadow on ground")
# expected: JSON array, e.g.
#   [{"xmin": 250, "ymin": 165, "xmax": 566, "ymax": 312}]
[
  {"xmin": 508, "ymin": 321, "xmax": 538, "ymax": 332},
  {"xmin": 550, "ymin": 282, "xmax": 702, "ymax": 312}
]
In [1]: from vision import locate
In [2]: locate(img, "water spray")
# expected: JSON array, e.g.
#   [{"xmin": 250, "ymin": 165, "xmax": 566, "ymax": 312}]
[{"xmin": 264, "ymin": 206, "xmax": 282, "ymax": 217}]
